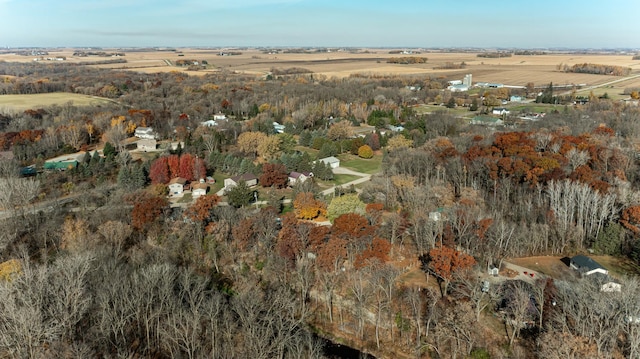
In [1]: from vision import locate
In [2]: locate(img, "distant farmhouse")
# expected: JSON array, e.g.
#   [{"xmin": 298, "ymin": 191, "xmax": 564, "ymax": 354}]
[{"xmin": 448, "ymin": 74, "xmax": 472, "ymax": 92}]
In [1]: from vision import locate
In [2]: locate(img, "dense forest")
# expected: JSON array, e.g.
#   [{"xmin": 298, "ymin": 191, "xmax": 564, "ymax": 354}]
[{"xmin": 1, "ymin": 59, "xmax": 640, "ymax": 358}]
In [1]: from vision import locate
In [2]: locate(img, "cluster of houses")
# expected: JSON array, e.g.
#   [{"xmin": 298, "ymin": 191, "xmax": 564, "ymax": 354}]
[
  {"xmin": 168, "ymin": 177, "xmax": 215, "ymax": 199},
  {"xmin": 569, "ymin": 254, "xmax": 621, "ymax": 293}
]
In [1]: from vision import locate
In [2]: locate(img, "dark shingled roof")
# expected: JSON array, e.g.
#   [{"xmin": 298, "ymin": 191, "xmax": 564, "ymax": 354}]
[{"xmin": 570, "ymin": 255, "xmax": 604, "ymax": 272}]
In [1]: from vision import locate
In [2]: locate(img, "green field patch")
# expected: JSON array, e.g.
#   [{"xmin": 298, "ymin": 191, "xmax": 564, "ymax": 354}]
[
  {"xmin": 0, "ymin": 92, "xmax": 115, "ymax": 111},
  {"xmin": 339, "ymin": 155, "xmax": 382, "ymax": 174},
  {"xmin": 508, "ymin": 104, "xmax": 564, "ymax": 113},
  {"xmin": 332, "ymin": 174, "xmax": 360, "ymax": 185}
]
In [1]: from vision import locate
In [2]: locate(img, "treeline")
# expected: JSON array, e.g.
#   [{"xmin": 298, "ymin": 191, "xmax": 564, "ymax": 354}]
[
  {"xmin": 270, "ymin": 67, "xmax": 313, "ymax": 75},
  {"xmin": 477, "ymin": 52, "xmax": 512, "ymax": 58},
  {"xmin": 386, "ymin": 57, "xmax": 428, "ymax": 64},
  {"xmin": 564, "ymin": 63, "xmax": 631, "ymax": 76},
  {"xmin": 433, "ymin": 61, "xmax": 466, "ymax": 69}
]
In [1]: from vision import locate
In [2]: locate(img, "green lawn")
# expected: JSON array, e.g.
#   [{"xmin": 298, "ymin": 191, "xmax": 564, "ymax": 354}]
[
  {"xmin": 508, "ymin": 104, "xmax": 565, "ymax": 113},
  {"xmin": 0, "ymin": 92, "xmax": 115, "ymax": 111},
  {"xmin": 339, "ymin": 155, "xmax": 382, "ymax": 174},
  {"xmin": 413, "ymin": 104, "xmax": 475, "ymax": 116},
  {"xmin": 332, "ymin": 174, "xmax": 360, "ymax": 186},
  {"xmin": 210, "ymin": 172, "xmax": 227, "ymax": 194}
]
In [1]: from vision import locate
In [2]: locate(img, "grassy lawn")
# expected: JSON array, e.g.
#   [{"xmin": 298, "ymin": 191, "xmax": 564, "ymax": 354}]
[
  {"xmin": 508, "ymin": 104, "xmax": 564, "ymax": 113},
  {"xmin": 575, "ymin": 87, "xmax": 627, "ymax": 100},
  {"xmin": 0, "ymin": 92, "xmax": 114, "ymax": 111},
  {"xmin": 339, "ymin": 154, "xmax": 382, "ymax": 174},
  {"xmin": 178, "ymin": 192, "xmax": 193, "ymax": 203},
  {"xmin": 413, "ymin": 104, "xmax": 475, "ymax": 116},
  {"xmin": 210, "ymin": 172, "xmax": 226, "ymax": 194},
  {"xmin": 592, "ymin": 255, "xmax": 640, "ymax": 277},
  {"xmin": 332, "ymin": 174, "xmax": 360, "ymax": 186}
]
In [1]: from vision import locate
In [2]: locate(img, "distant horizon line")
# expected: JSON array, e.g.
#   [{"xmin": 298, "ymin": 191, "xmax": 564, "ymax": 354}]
[{"xmin": 2, "ymin": 45, "xmax": 639, "ymax": 52}]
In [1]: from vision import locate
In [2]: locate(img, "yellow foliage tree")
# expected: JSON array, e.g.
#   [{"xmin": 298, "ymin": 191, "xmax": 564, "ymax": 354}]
[
  {"xmin": 293, "ymin": 192, "xmax": 327, "ymax": 220},
  {"xmin": 386, "ymin": 135, "xmax": 413, "ymax": 151},
  {"xmin": 237, "ymin": 131, "xmax": 268, "ymax": 156}
]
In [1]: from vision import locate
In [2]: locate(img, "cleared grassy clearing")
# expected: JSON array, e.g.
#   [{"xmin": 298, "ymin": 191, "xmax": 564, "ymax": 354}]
[
  {"xmin": 332, "ymin": 174, "xmax": 360, "ymax": 186},
  {"xmin": 0, "ymin": 92, "xmax": 114, "ymax": 111},
  {"xmin": 339, "ymin": 155, "xmax": 382, "ymax": 174}
]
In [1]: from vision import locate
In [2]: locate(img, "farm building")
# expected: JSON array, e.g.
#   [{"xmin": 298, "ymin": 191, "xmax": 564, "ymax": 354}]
[
  {"xmin": 316, "ymin": 156, "xmax": 340, "ymax": 169},
  {"xmin": 570, "ymin": 255, "xmax": 608, "ymax": 276},
  {"xmin": 168, "ymin": 177, "xmax": 187, "ymax": 197}
]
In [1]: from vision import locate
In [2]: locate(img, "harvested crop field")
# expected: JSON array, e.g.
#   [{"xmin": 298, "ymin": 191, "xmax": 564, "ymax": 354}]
[
  {"xmin": 0, "ymin": 93, "xmax": 115, "ymax": 111},
  {"xmin": 1, "ymin": 48, "xmax": 638, "ymax": 84}
]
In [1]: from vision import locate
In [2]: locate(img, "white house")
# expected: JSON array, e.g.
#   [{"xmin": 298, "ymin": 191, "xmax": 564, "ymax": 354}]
[
  {"xmin": 134, "ymin": 127, "xmax": 156, "ymax": 140},
  {"xmin": 492, "ymin": 107, "xmax": 510, "ymax": 116},
  {"xmin": 137, "ymin": 138, "xmax": 157, "ymax": 151},
  {"xmin": 316, "ymin": 156, "xmax": 340, "ymax": 169},
  {"xmin": 191, "ymin": 181, "xmax": 209, "ymax": 199},
  {"xmin": 213, "ymin": 113, "xmax": 228, "ymax": 121},
  {"xmin": 200, "ymin": 120, "xmax": 218, "ymax": 127},
  {"xmin": 570, "ymin": 255, "xmax": 608, "ymax": 276},
  {"xmin": 224, "ymin": 173, "xmax": 258, "ymax": 189},
  {"xmin": 168, "ymin": 177, "xmax": 187, "ymax": 197},
  {"xmin": 289, "ymin": 171, "xmax": 312, "ymax": 185}
]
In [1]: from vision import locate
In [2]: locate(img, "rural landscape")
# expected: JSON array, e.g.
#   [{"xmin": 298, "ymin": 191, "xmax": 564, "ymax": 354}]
[{"xmin": 1, "ymin": 43, "xmax": 640, "ymax": 359}]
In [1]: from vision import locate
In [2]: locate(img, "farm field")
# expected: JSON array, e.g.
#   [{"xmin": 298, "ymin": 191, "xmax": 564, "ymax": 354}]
[
  {"xmin": 0, "ymin": 92, "xmax": 115, "ymax": 111},
  {"xmin": 2, "ymin": 49, "xmax": 638, "ymax": 87}
]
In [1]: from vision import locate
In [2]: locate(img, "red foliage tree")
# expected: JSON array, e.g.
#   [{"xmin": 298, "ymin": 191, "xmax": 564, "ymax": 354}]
[
  {"xmin": 332, "ymin": 213, "xmax": 375, "ymax": 241},
  {"xmin": 354, "ymin": 237, "xmax": 392, "ymax": 269},
  {"xmin": 193, "ymin": 156, "xmax": 207, "ymax": 180},
  {"xmin": 232, "ymin": 218, "xmax": 256, "ymax": 251},
  {"xmin": 260, "ymin": 163, "xmax": 289, "ymax": 189},
  {"xmin": 316, "ymin": 237, "xmax": 348, "ymax": 272},
  {"xmin": 424, "ymin": 245, "xmax": 476, "ymax": 296},
  {"xmin": 130, "ymin": 193, "xmax": 168, "ymax": 230},
  {"xmin": 149, "ymin": 156, "xmax": 170, "ymax": 184},
  {"xmin": 185, "ymin": 194, "xmax": 220, "ymax": 223},
  {"xmin": 179, "ymin": 153, "xmax": 195, "ymax": 181},
  {"xmin": 167, "ymin": 155, "xmax": 180, "ymax": 179}
]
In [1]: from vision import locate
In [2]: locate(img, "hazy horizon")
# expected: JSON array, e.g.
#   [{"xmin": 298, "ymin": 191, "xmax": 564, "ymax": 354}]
[{"xmin": 1, "ymin": 0, "xmax": 639, "ymax": 49}]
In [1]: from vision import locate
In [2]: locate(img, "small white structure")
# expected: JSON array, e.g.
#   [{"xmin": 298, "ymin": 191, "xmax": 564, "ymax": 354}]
[
  {"xmin": 601, "ymin": 281, "xmax": 622, "ymax": 293},
  {"xmin": 191, "ymin": 181, "xmax": 209, "ymax": 199},
  {"xmin": 289, "ymin": 171, "xmax": 312, "ymax": 185},
  {"xmin": 273, "ymin": 122, "xmax": 285, "ymax": 134},
  {"xmin": 168, "ymin": 177, "xmax": 187, "ymax": 197},
  {"xmin": 200, "ymin": 120, "xmax": 218, "ymax": 127},
  {"xmin": 213, "ymin": 113, "xmax": 228, "ymax": 121},
  {"xmin": 492, "ymin": 107, "xmax": 510, "ymax": 116},
  {"xmin": 428, "ymin": 211, "xmax": 441, "ymax": 221},
  {"xmin": 134, "ymin": 127, "xmax": 156, "ymax": 140},
  {"xmin": 316, "ymin": 156, "xmax": 340, "ymax": 169}
]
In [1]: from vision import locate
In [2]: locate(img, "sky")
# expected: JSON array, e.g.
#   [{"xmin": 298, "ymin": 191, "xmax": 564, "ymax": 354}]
[{"xmin": 0, "ymin": 0, "xmax": 638, "ymax": 49}]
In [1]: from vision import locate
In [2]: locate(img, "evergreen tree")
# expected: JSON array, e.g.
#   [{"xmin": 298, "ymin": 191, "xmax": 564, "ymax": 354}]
[
  {"xmin": 103, "ymin": 142, "xmax": 117, "ymax": 157},
  {"xmin": 225, "ymin": 181, "xmax": 254, "ymax": 208}
]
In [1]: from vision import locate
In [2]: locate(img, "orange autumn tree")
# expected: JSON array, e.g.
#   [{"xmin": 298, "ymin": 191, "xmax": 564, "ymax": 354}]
[
  {"xmin": 424, "ymin": 245, "xmax": 476, "ymax": 297},
  {"xmin": 185, "ymin": 194, "xmax": 220, "ymax": 224},
  {"xmin": 293, "ymin": 192, "xmax": 327, "ymax": 220},
  {"xmin": 354, "ymin": 238, "xmax": 392, "ymax": 269}
]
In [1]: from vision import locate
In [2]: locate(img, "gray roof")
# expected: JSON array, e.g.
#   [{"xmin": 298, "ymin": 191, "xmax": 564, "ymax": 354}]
[{"xmin": 571, "ymin": 255, "xmax": 604, "ymax": 271}]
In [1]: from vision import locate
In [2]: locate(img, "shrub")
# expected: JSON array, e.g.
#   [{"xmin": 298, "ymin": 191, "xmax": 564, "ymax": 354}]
[{"xmin": 358, "ymin": 145, "xmax": 374, "ymax": 159}]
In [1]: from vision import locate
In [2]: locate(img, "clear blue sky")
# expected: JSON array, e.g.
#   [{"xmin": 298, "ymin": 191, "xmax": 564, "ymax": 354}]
[{"xmin": 1, "ymin": 0, "xmax": 638, "ymax": 48}]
